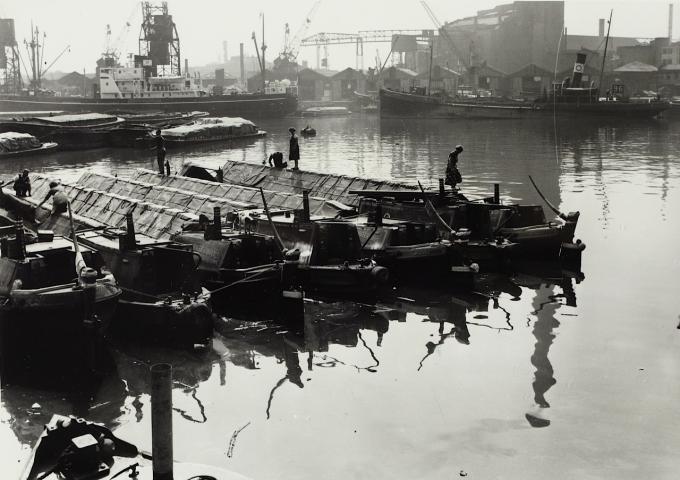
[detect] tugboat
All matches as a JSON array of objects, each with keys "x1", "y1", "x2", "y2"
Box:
[
  {"x1": 239, "y1": 193, "x2": 390, "y2": 297},
  {"x1": 0, "y1": 222, "x2": 121, "y2": 379},
  {"x1": 76, "y1": 214, "x2": 214, "y2": 349},
  {"x1": 300, "y1": 125, "x2": 317, "y2": 136}
]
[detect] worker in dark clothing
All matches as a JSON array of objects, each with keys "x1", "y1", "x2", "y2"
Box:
[
  {"x1": 37, "y1": 181, "x2": 69, "y2": 215},
  {"x1": 268, "y1": 151, "x2": 288, "y2": 168},
  {"x1": 445, "y1": 145, "x2": 463, "y2": 192},
  {"x1": 13, "y1": 169, "x2": 31, "y2": 197},
  {"x1": 153, "y1": 129, "x2": 167, "y2": 175},
  {"x1": 289, "y1": 127, "x2": 300, "y2": 170}
]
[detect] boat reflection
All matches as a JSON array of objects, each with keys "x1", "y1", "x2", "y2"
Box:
[{"x1": 514, "y1": 266, "x2": 583, "y2": 428}]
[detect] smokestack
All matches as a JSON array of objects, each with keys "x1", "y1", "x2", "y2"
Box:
[
  {"x1": 223, "y1": 40, "x2": 228, "y2": 63},
  {"x1": 239, "y1": 43, "x2": 245, "y2": 88},
  {"x1": 670, "y1": 3, "x2": 674, "y2": 46},
  {"x1": 571, "y1": 53, "x2": 586, "y2": 88},
  {"x1": 599, "y1": 18, "x2": 605, "y2": 37},
  {"x1": 184, "y1": 58, "x2": 189, "y2": 78}
]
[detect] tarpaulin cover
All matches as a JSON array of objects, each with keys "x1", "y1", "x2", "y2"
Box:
[
  {"x1": 0, "y1": 132, "x2": 41, "y2": 152},
  {"x1": 218, "y1": 160, "x2": 418, "y2": 207}
]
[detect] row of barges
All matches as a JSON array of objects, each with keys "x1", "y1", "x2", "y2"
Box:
[{"x1": 0, "y1": 160, "x2": 585, "y2": 379}]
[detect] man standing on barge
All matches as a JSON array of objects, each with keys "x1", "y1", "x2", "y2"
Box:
[
  {"x1": 289, "y1": 127, "x2": 300, "y2": 170},
  {"x1": 153, "y1": 129, "x2": 167, "y2": 175}
]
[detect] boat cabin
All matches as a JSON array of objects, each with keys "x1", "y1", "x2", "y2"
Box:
[{"x1": 98, "y1": 66, "x2": 206, "y2": 100}]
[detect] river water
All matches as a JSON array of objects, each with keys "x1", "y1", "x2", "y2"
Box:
[{"x1": 1, "y1": 114, "x2": 679, "y2": 479}]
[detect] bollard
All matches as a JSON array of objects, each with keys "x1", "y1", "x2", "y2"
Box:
[
  {"x1": 151, "y1": 363, "x2": 173, "y2": 480},
  {"x1": 439, "y1": 178, "x2": 445, "y2": 197},
  {"x1": 302, "y1": 191, "x2": 310, "y2": 222},
  {"x1": 493, "y1": 184, "x2": 500, "y2": 204},
  {"x1": 14, "y1": 222, "x2": 25, "y2": 260},
  {"x1": 213, "y1": 207, "x2": 222, "y2": 240}
]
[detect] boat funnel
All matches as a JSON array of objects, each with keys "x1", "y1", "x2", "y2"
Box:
[
  {"x1": 571, "y1": 53, "x2": 586, "y2": 88},
  {"x1": 14, "y1": 222, "x2": 25, "y2": 260},
  {"x1": 120, "y1": 213, "x2": 137, "y2": 250},
  {"x1": 302, "y1": 191, "x2": 311, "y2": 222},
  {"x1": 213, "y1": 206, "x2": 222, "y2": 240}
]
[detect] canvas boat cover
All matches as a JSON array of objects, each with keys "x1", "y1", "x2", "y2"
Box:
[
  {"x1": 133, "y1": 169, "x2": 350, "y2": 216},
  {"x1": 33, "y1": 112, "x2": 120, "y2": 124},
  {"x1": 0, "y1": 132, "x2": 41, "y2": 152},
  {"x1": 18, "y1": 169, "x2": 350, "y2": 240},
  {"x1": 218, "y1": 160, "x2": 418, "y2": 207},
  {"x1": 161, "y1": 117, "x2": 258, "y2": 138}
]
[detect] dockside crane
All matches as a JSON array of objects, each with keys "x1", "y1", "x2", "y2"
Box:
[
  {"x1": 420, "y1": 0, "x2": 467, "y2": 69},
  {"x1": 277, "y1": 0, "x2": 321, "y2": 67}
]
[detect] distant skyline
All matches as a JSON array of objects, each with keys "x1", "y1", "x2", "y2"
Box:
[{"x1": 1, "y1": 0, "x2": 678, "y2": 74}]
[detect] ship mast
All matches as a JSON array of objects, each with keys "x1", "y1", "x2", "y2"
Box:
[{"x1": 597, "y1": 10, "x2": 613, "y2": 96}]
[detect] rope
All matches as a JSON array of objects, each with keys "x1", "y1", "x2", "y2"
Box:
[{"x1": 208, "y1": 265, "x2": 279, "y2": 295}]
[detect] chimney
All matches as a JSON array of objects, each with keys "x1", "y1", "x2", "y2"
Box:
[
  {"x1": 670, "y1": 3, "x2": 674, "y2": 47},
  {"x1": 599, "y1": 18, "x2": 605, "y2": 37},
  {"x1": 223, "y1": 40, "x2": 228, "y2": 63},
  {"x1": 184, "y1": 58, "x2": 189, "y2": 78}
]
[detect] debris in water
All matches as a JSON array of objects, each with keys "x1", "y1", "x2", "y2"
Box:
[
  {"x1": 227, "y1": 421, "x2": 251, "y2": 458},
  {"x1": 460, "y1": 470, "x2": 468, "y2": 477}
]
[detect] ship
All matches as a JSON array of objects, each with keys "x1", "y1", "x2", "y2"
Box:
[
  {"x1": 0, "y1": 4, "x2": 297, "y2": 117},
  {"x1": 380, "y1": 53, "x2": 669, "y2": 120}
]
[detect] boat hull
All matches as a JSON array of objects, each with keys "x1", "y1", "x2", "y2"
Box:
[
  {"x1": 379, "y1": 88, "x2": 669, "y2": 119},
  {"x1": 379, "y1": 88, "x2": 534, "y2": 119},
  {"x1": 0, "y1": 93, "x2": 298, "y2": 118},
  {"x1": 0, "y1": 283, "x2": 121, "y2": 381}
]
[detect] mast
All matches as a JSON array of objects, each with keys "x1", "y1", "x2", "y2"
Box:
[
  {"x1": 598, "y1": 10, "x2": 613, "y2": 97},
  {"x1": 261, "y1": 13, "x2": 266, "y2": 92},
  {"x1": 427, "y1": 38, "x2": 433, "y2": 95}
]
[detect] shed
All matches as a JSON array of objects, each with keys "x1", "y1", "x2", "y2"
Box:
[
  {"x1": 331, "y1": 68, "x2": 367, "y2": 100},
  {"x1": 506, "y1": 63, "x2": 553, "y2": 98}
]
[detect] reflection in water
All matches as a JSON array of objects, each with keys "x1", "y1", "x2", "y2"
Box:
[{"x1": 521, "y1": 274, "x2": 578, "y2": 428}]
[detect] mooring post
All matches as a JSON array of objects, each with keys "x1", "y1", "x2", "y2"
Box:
[
  {"x1": 302, "y1": 190, "x2": 310, "y2": 222},
  {"x1": 494, "y1": 183, "x2": 500, "y2": 204},
  {"x1": 213, "y1": 206, "x2": 222, "y2": 240},
  {"x1": 151, "y1": 363, "x2": 173, "y2": 480},
  {"x1": 438, "y1": 178, "x2": 445, "y2": 197},
  {"x1": 14, "y1": 222, "x2": 25, "y2": 260}
]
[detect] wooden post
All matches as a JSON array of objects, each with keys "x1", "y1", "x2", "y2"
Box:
[
  {"x1": 151, "y1": 363, "x2": 173, "y2": 480},
  {"x1": 439, "y1": 178, "x2": 445, "y2": 197},
  {"x1": 494, "y1": 184, "x2": 500, "y2": 204},
  {"x1": 213, "y1": 206, "x2": 222, "y2": 240}
]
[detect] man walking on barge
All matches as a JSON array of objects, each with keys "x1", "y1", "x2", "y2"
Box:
[{"x1": 445, "y1": 145, "x2": 463, "y2": 192}]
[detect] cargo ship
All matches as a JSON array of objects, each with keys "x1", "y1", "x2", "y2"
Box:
[
  {"x1": 380, "y1": 53, "x2": 669, "y2": 120},
  {"x1": 0, "y1": 4, "x2": 298, "y2": 117}
]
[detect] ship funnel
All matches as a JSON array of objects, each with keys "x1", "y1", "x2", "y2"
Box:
[{"x1": 571, "y1": 53, "x2": 586, "y2": 88}]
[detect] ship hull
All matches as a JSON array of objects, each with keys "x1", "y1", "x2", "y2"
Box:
[
  {"x1": 0, "y1": 93, "x2": 298, "y2": 117},
  {"x1": 379, "y1": 88, "x2": 534, "y2": 119},
  {"x1": 379, "y1": 88, "x2": 669, "y2": 119}
]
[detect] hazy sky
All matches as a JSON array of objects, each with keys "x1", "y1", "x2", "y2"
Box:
[{"x1": 1, "y1": 0, "x2": 677, "y2": 73}]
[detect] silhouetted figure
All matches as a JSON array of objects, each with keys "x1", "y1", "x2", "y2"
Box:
[
  {"x1": 13, "y1": 169, "x2": 31, "y2": 197},
  {"x1": 289, "y1": 127, "x2": 300, "y2": 170},
  {"x1": 268, "y1": 151, "x2": 288, "y2": 168},
  {"x1": 154, "y1": 129, "x2": 166, "y2": 175},
  {"x1": 37, "y1": 181, "x2": 68, "y2": 215},
  {"x1": 445, "y1": 145, "x2": 463, "y2": 192}
]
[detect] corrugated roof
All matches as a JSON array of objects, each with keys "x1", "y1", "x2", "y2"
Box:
[{"x1": 614, "y1": 61, "x2": 658, "y2": 73}]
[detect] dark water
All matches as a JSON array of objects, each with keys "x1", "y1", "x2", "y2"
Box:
[{"x1": 1, "y1": 115, "x2": 680, "y2": 479}]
